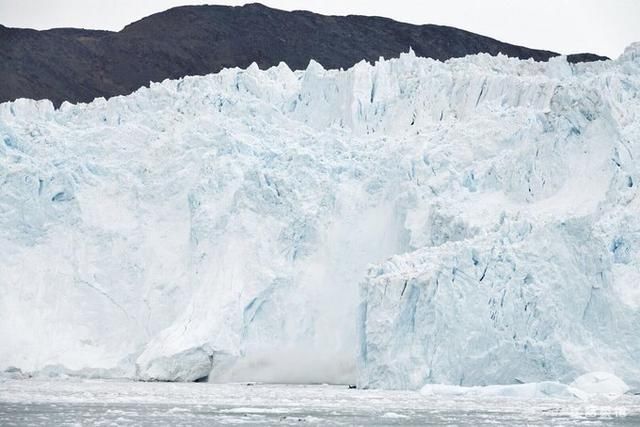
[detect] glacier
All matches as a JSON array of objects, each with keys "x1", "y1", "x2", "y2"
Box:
[{"x1": 1, "y1": 44, "x2": 639, "y2": 389}]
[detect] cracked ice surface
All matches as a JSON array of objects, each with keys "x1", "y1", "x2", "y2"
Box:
[{"x1": 1, "y1": 44, "x2": 640, "y2": 388}]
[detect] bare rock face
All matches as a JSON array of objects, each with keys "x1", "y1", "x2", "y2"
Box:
[{"x1": 0, "y1": 3, "x2": 608, "y2": 107}]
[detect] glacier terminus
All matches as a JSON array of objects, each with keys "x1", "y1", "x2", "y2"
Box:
[{"x1": 1, "y1": 44, "x2": 640, "y2": 390}]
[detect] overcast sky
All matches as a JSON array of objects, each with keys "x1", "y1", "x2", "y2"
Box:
[{"x1": 1, "y1": 0, "x2": 639, "y2": 58}]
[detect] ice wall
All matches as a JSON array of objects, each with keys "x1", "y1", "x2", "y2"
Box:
[{"x1": 1, "y1": 44, "x2": 639, "y2": 387}]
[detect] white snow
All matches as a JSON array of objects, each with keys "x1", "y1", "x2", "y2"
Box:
[{"x1": 1, "y1": 43, "x2": 640, "y2": 388}]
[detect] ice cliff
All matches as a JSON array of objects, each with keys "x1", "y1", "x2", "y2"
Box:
[{"x1": 1, "y1": 44, "x2": 639, "y2": 389}]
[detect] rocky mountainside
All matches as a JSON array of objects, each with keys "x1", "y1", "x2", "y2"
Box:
[{"x1": 0, "y1": 3, "x2": 608, "y2": 106}]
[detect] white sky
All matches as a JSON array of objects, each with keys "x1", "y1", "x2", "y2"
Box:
[{"x1": 1, "y1": 0, "x2": 639, "y2": 58}]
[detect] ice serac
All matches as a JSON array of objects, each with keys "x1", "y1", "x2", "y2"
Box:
[
  {"x1": 0, "y1": 44, "x2": 639, "y2": 388},
  {"x1": 358, "y1": 43, "x2": 640, "y2": 389}
]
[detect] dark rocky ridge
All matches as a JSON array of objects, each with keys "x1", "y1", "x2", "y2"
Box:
[{"x1": 0, "y1": 3, "x2": 609, "y2": 107}]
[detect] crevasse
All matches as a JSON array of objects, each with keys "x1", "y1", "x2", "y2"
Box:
[{"x1": 1, "y1": 44, "x2": 639, "y2": 388}]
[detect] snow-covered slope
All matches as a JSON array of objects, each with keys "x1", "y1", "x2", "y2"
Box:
[{"x1": 1, "y1": 44, "x2": 639, "y2": 388}]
